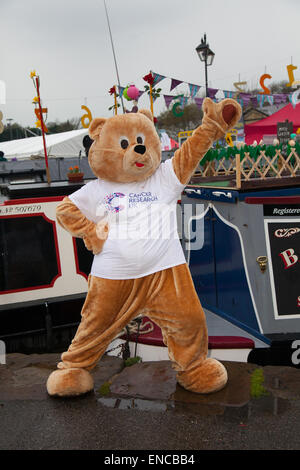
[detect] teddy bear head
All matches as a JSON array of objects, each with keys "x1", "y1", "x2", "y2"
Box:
[{"x1": 88, "y1": 109, "x2": 161, "y2": 183}]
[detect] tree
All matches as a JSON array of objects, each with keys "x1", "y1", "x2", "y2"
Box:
[
  {"x1": 47, "y1": 117, "x2": 81, "y2": 134},
  {"x1": 0, "y1": 117, "x2": 81, "y2": 142},
  {"x1": 156, "y1": 103, "x2": 203, "y2": 138}
]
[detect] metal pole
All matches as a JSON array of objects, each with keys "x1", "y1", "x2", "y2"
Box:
[
  {"x1": 205, "y1": 54, "x2": 208, "y2": 97},
  {"x1": 103, "y1": 0, "x2": 125, "y2": 113},
  {"x1": 35, "y1": 76, "x2": 51, "y2": 184}
]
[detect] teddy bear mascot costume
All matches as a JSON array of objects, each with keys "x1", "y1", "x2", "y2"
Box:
[{"x1": 46, "y1": 97, "x2": 241, "y2": 397}]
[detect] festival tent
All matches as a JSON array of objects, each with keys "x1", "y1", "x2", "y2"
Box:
[
  {"x1": 244, "y1": 103, "x2": 300, "y2": 144},
  {"x1": 0, "y1": 128, "x2": 88, "y2": 160}
]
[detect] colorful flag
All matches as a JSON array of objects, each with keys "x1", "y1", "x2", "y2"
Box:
[
  {"x1": 163, "y1": 95, "x2": 175, "y2": 108},
  {"x1": 118, "y1": 86, "x2": 125, "y2": 97},
  {"x1": 207, "y1": 88, "x2": 218, "y2": 99},
  {"x1": 194, "y1": 97, "x2": 204, "y2": 109},
  {"x1": 188, "y1": 83, "x2": 200, "y2": 98},
  {"x1": 170, "y1": 78, "x2": 183, "y2": 91},
  {"x1": 224, "y1": 90, "x2": 234, "y2": 99},
  {"x1": 151, "y1": 73, "x2": 166, "y2": 87}
]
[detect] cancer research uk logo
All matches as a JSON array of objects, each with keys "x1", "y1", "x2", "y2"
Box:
[{"x1": 0, "y1": 80, "x2": 6, "y2": 104}]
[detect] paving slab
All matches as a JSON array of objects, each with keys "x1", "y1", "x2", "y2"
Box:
[
  {"x1": 0, "y1": 353, "x2": 124, "y2": 401},
  {"x1": 1, "y1": 353, "x2": 300, "y2": 450}
]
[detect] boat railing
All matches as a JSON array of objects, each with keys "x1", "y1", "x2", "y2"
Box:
[{"x1": 189, "y1": 147, "x2": 300, "y2": 190}]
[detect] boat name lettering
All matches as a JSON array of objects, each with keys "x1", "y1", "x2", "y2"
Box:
[{"x1": 0, "y1": 205, "x2": 42, "y2": 215}]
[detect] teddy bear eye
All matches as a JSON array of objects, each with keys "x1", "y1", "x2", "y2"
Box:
[
  {"x1": 136, "y1": 134, "x2": 145, "y2": 145},
  {"x1": 119, "y1": 137, "x2": 129, "y2": 149}
]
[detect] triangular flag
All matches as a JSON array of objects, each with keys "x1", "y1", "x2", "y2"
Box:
[
  {"x1": 151, "y1": 73, "x2": 166, "y2": 87},
  {"x1": 180, "y1": 96, "x2": 188, "y2": 108},
  {"x1": 265, "y1": 95, "x2": 274, "y2": 106},
  {"x1": 170, "y1": 78, "x2": 183, "y2": 91},
  {"x1": 224, "y1": 90, "x2": 233, "y2": 99},
  {"x1": 118, "y1": 86, "x2": 125, "y2": 97},
  {"x1": 207, "y1": 88, "x2": 218, "y2": 99},
  {"x1": 194, "y1": 97, "x2": 204, "y2": 109},
  {"x1": 188, "y1": 83, "x2": 200, "y2": 98},
  {"x1": 164, "y1": 95, "x2": 175, "y2": 108},
  {"x1": 256, "y1": 94, "x2": 265, "y2": 107}
]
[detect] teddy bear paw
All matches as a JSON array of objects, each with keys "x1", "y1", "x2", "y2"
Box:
[
  {"x1": 46, "y1": 368, "x2": 94, "y2": 397},
  {"x1": 177, "y1": 358, "x2": 228, "y2": 394},
  {"x1": 96, "y1": 220, "x2": 109, "y2": 240}
]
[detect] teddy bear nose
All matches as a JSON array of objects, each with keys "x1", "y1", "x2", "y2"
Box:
[{"x1": 134, "y1": 144, "x2": 146, "y2": 155}]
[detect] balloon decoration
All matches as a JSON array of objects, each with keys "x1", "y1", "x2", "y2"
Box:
[
  {"x1": 126, "y1": 85, "x2": 139, "y2": 101},
  {"x1": 30, "y1": 70, "x2": 51, "y2": 184}
]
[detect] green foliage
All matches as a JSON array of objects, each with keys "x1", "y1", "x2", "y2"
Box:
[
  {"x1": 98, "y1": 381, "x2": 111, "y2": 396},
  {"x1": 157, "y1": 103, "x2": 203, "y2": 132},
  {"x1": 250, "y1": 368, "x2": 269, "y2": 399},
  {"x1": 124, "y1": 356, "x2": 142, "y2": 367},
  {"x1": 47, "y1": 117, "x2": 80, "y2": 134},
  {"x1": 201, "y1": 142, "x2": 300, "y2": 164}
]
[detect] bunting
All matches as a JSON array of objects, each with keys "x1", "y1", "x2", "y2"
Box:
[
  {"x1": 151, "y1": 72, "x2": 166, "y2": 87},
  {"x1": 115, "y1": 71, "x2": 294, "y2": 118},
  {"x1": 188, "y1": 83, "x2": 201, "y2": 98},
  {"x1": 170, "y1": 78, "x2": 183, "y2": 91}
]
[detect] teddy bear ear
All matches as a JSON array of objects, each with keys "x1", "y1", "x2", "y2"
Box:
[
  {"x1": 89, "y1": 118, "x2": 107, "y2": 140},
  {"x1": 138, "y1": 109, "x2": 153, "y2": 122}
]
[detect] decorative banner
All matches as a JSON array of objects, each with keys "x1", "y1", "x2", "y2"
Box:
[
  {"x1": 194, "y1": 97, "x2": 204, "y2": 109},
  {"x1": 273, "y1": 94, "x2": 287, "y2": 105},
  {"x1": 188, "y1": 83, "x2": 201, "y2": 98},
  {"x1": 259, "y1": 73, "x2": 272, "y2": 94},
  {"x1": 164, "y1": 95, "x2": 175, "y2": 108},
  {"x1": 233, "y1": 81, "x2": 247, "y2": 93},
  {"x1": 171, "y1": 95, "x2": 189, "y2": 117},
  {"x1": 30, "y1": 70, "x2": 50, "y2": 184},
  {"x1": 239, "y1": 93, "x2": 252, "y2": 106},
  {"x1": 151, "y1": 72, "x2": 166, "y2": 87},
  {"x1": 289, "y1": 88, "x2": 300, "y2": 108},
  {"x1": 256, "y1": 94, "x2": 265, "y2": 107},
  {"x1": 118, "y1": 86, "x2": 125, "y2": 97},
  {"x1": 207, "y1": 88, "x2": 218, "y2": 99},
  {"x1": 108, "y1": 86, "x2": 119, "y2": 115},
  {"x1": 286, "y1": 64, "x2": 300, "y2": 88},
  {"x1": 81, "y1": 105, "x2": 93, "y2": 127},
  {"x1": 170, "y1": 78, "x2": 183, "y2": 91},
  {"x1": 224, "y1": 90, "x2": 234, "y2": 98}
]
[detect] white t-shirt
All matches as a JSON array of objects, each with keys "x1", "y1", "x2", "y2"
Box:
[{"x1": 69, "y1": 158, "x2": 186, "y2": 279}]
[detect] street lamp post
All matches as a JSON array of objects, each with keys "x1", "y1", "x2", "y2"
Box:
[{"x1": 195, "y1": 34, "x2": 215, "y2": 97}]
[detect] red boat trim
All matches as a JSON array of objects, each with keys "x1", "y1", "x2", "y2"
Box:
[
  {"x1": 0, "y1": 213, "x2": 62, "y2": 295},
  {"x1": 2, "y1": 196, "x2": 65, "y2": 206},
  {"x1": 121, "y1": 317, "x2": 255, "y2": 349},
  {"x1": 245, "y1": 196, "x2": 300, "y2": 205}
]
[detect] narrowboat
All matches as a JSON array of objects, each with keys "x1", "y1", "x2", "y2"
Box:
[{"x1": 0, "y1": 144, "x2": 299, "y2": 369}]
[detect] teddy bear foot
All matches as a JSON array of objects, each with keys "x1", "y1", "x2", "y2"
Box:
[
  {"x1": 46, "y1": 368, "x2": 94, "y2": 397},
  {"x1": 177, "y1": 358, "x2": 228, "y2": 394}
]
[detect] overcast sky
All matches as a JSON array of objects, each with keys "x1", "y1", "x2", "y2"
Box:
[{"x1": 1, "y1": 0, "x2": 300, "y2": 127}]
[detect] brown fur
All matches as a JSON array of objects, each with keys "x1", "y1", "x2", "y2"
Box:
[{"x1": 47, "y1": 99, "x2": 241, "y2": 397}]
